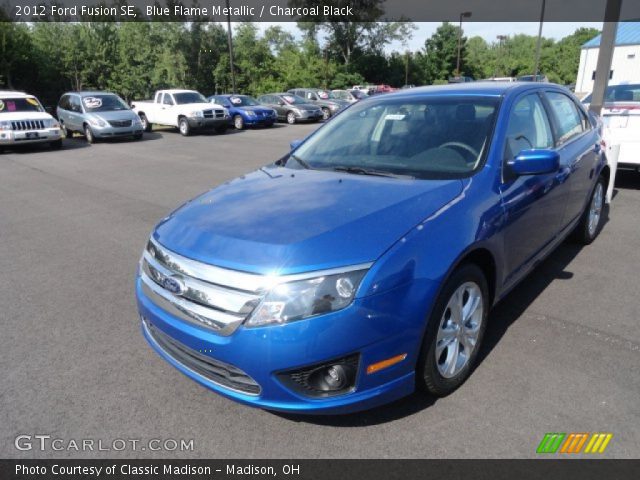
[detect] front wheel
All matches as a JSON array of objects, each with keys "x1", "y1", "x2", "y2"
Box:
[
  {"x1": 572, "y1": 176, "x2": 606, "y2": 245},
  {"x1": 233, "y1": 115, "x2": 244, "y2": 130},
  {"x1": 84, "y1": 125, "x2": 95, "y2": 144},
  {"x1": 139, "y1": 114, "x2": 152, "y2": 132},
  {"x1": 286, "y1": 112, "x2": 296, "y2": 125},
  {"x1": 417, "y1": 264, "x2": 489, "y2": 397},
  {"x1": 321, "y1": 108, "x2": 331, "y2": 121},
  {"x1": 179, "y1": 117, "x2": 191, "y2": 136},
  {"x1": 61, "y1": 122, "x2": 72, "y2": 139}
]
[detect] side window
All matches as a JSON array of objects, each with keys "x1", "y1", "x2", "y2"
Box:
[
  {"x1": 505, "y1": 94, "x2": 554, "y2": 158},
  {"x1": 546, "y1": 92, "x2": 585, "y2": 144},
  {"x1": 307, "y1": 92, "x2": 316, "y2": 101},
  {"x1": 58, "y1": 95, "x2": 68, "y2": 109},
  {"x1": 162, "y1": 94, "x2": 174, "y2": 106},
  {"x1": 69, "y1": 96, "x2": 82, "y2": 113}
]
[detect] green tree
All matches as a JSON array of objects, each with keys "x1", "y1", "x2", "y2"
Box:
[{"x1": 422, "y1": 22, "x2": 466, "y2": 83}]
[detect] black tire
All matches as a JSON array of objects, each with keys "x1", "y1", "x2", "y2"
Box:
[
  {"x1": 233, "y1": 115, "x2": 244, "y2": 130},
  {"x1": 571, "y1": 176, "x2": 606, "y2": 245},
  {"x1": 286, "y1": 111, "x2": 296, "y2": 125},
  {"x1": 321, "y1": 108, "x2": 331, "y2": 121},
  {"x1": 417, "y1": 263, "x2": 489, "y2": 397},
  {"x1": 84, "y1": 125, "x2": 95, "y2": 144},
  {"x1": 139, "y1": 113, "x2": 152, "y2": 132},
  {"x1": 215, "y1": 125, "x2": 228, "y2": 134},
  {"x1": 178, "y1": 117, "x2": 191, "y2": 136},
  {"x1": 49, "y1": 139, "x2": 63, "y2": 150},
  {"x1": 61, "y1": 122, "x2": 72, "y2": 139},
  {"x1": 133, "y1": 133, "x2": 143, "y2": 140}
]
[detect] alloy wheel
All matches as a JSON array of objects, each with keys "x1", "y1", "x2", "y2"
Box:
[
  {"x1": 588, "y1": 182, "x2": 604, "y2": 237},
  {"x1": 435, "y1": 282, "x2": 484, "y2": 379}
]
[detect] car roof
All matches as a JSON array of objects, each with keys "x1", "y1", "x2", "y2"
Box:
[
  {"x1": 380, "y1": 81, "x2": 563, "y2": 99},
  {"x1": 0, "y1": 90, "x2": 35, "y2": 98},
  {"x1": 65, "y1": 91, "x2": 118, "y2": 96}
]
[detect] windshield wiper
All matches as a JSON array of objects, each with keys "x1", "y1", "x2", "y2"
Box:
[
  {"x1": 288, "y1": 154, "x2": 311, "y2": 170},
  {"x1": 332, "y1": 166, "x2": 414, "y2": 179}
]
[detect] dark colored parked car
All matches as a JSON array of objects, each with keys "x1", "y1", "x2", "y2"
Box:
[
  {"x1": 288, "y1": 88, "x2": 350, "y2": 120},
  {"x1": 257, "y1": 93, "x2": 323, "y2": 124},
  {"x1": 57, "y1": 91, "x2": 143, "y2": 143},
  {"x1": 208, "y1": 94, "x2": 277, "y2": 130},
  {"x1": 136, "y1": 82, "x2": 608, "y2": 414}
]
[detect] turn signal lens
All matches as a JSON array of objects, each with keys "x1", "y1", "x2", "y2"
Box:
[{"x1": 366, "y1": 353, "x2": 407, "y2": 375}]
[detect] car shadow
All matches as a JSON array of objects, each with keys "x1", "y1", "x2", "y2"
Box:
[
  {"x1": 273, "y1": 207, "x2": 611, "y2": 427},
  {"x1": 613, "y1": 169, "x2": 640, "y2": 193}
]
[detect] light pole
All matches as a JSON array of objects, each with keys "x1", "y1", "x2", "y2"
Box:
[
  {"x1": 405, "y1": 50, "x2": 410, "y2": 86},
  {"x1": 456, "y1": 11, "x2": 472, "y2": 76},
  {"x1": 225, "y1": 0, "x2": 236, "y2": 93},
  {"x1": 532, "y1": 0, "x2": 546, "y2": 80},
  {"x1": 496, "y1": 35, "x2": 507, "y2": 77}
]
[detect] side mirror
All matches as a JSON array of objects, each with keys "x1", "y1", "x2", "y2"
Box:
[
  {"x1": 507, "y1": 149, "x2": 559, "y2": 176},
  {"x1": 290, "y1": 139, "x2": 303, "y2": 150}
]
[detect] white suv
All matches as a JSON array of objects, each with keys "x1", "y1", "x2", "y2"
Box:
[{"x1": 0, "y1": 91, "x2": 62, "y2": 151}]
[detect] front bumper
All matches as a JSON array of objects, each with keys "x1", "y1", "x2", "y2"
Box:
[
  {"x1": 244, "y1": 115, "x2": 276, "y2": 126},
  {"x1": 0, "y1": 128, "x2": 61, "y2": 145},
  {"x1": 187, "y1": 117, "x2": 231, "y2": 129},
  {"x1": 295, "y1": 110, "x2": 323, "y2": 121},
  {"x1": 93, "y1": 126, "x2": 143, "y2": 138},
  {"x1": 135, "y1": 277, "x2": 423, "y2": 414}
]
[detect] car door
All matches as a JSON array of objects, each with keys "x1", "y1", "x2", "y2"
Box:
[
  {"x1": 543, "y1": 90, "x2": 599, "y2": 227},
  {"x1": 159, "y1": 93, "x2": 176, "y2": 125},
  {"x1": 57, "y1": 95, "x2": 70, "y2": 124},
  {"x1": 67, "y1": 95, "x2": 84, "y2": 131},
  {"x1": 273, "y1": 96, "x2": 287, "y2": 119},
  {"x1": 499, "y1": 92, "x2": 570, "y2": 285}
]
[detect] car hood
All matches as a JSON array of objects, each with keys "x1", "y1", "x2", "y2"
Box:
[
  {"x1": 0, "y1": 111, "x2": 54, "y2": 121},
  {"x1": 237, "y1": 106, "x2": 273, "y2": 113},
  {"x1": 154, "y1": 167, "x2": 463, "y2": 275},
  {"x1": 88, "y1": 110, "x2": 139, "y2": 122},
  {"x1": 182, "y1": 102, "x2": 221, "y2": 111}
]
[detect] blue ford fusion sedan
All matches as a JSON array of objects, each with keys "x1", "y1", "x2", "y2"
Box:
[
  {"x1": 207, "y1": 94, "x2": 277, "y2": 130},
  {"x1": 137, "y1": 82, "x2": 608, "y2": 414}
]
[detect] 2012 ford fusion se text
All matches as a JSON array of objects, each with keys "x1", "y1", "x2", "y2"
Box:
[{"x1": 135, "y1": 82, "x2": 608, "y2": 414}]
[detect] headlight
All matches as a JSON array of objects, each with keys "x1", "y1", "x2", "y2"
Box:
[
  {"x1": 132, "y1": 116, "x2": 142, "y2": 125},
  {"x1": 0, "y1": 121, "x2": 12, "y2": 131},
  {"x1": 223, "y1": 108, "x2": 230, "y2": 117},
  {"x1": 271, "y1": 109, "x2": 278, "y2": 116},
  {"x1": 188, "y1": 110, "x2": 203, "y2": 118},
  {"x1": 88, "y1": 118, "x2": 106, "y2": 127},
  {"x1": 329, "y1": 104, "x2": 339, "y2": 111},
  {"x1": 246, "y1": 110, "x2": 256, "y2": 117},
  {"x1": 245, "y1": 269, "x2": 367, "y2": 327}
]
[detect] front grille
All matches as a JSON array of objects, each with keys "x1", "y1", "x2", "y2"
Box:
[
  {"x1": 203, "y1": 109, "x2": 225, "y2": 119},
  {"x1": 108, "y1": 119, "x2": 132, "y2": 127},
  {"x1": 11, "y1": 120, "x2": 45, "y2": 131},
  {"x1": 139, "y1": 238, "x2": 264, "y2": 336},
  {"x1": 144, "y1": 320, "x2": 261, "y2": 395}
]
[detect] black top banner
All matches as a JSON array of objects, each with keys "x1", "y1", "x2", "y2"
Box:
[{"x1": 2, "y1": 0, "x2": 640, "y2": 22}]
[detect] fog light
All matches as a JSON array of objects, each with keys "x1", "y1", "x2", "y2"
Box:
[{"x1": 308, "y1": 363, "x2": 354, "y2": 392}]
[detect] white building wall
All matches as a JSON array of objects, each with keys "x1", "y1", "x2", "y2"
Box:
[{"x1": 576, "y1": 44, "x2": 640, "y2": 94}]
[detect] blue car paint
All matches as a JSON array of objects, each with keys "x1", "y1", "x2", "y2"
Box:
[
  {"x1": 137, "y1": 82, "x2": 606, "y2": 414},
  {"x1": 207, "y1": 95, "x2": 276, "y2": 128}
]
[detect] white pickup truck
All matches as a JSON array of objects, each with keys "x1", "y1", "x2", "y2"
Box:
[{"x1": 131, "y1": 89, "x2": 230, "y2": 136}]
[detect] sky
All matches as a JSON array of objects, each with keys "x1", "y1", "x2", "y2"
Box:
[{"x1": 254, "y1": 22, "x2": 603, "y2": 53}]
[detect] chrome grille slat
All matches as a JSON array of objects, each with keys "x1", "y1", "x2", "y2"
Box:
[
  {"x1": 140, "y1": 271, "x2": 244, "y2": 335},
  {"x1": 11, "y1": 119, "x2": 45, "y2": 131},
  {"x1": 142, "y1": 251, "x2": 259, "y2": 314}
]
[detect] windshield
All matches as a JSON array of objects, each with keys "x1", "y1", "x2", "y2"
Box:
[
  {"x1": 282, "y1": 94, "x2": 307, "y2": 105},
  {"x1": 0, "y1": 97, "x2": 44, "y2": 113},
  {"x1": 81, "y1": 94, "x2": 129, "y2": 112},
  {"x1": 173, "y1": 92, "x2": 207, "y2": 104},
  {"x1": 317, "y1": 90, "x2": 336, "y2": 99},
  {"x1": 288, "y1": 95, "x2": 499, "y2": 179},
  {"x1": 227, "y1": 95, "x2": 259, "y2": 107},
  {"x1": 582, "y1": 84, "x2": 640, "y2": 104}
]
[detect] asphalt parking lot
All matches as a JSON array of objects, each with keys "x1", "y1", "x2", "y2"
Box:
[{"x1": 1, "y1": 124, "x2": 639, "y2": 459}]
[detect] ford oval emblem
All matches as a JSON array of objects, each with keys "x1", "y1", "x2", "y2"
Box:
[{"x1": 162, "y1": 276, "x2": 185, "y2": 295}]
